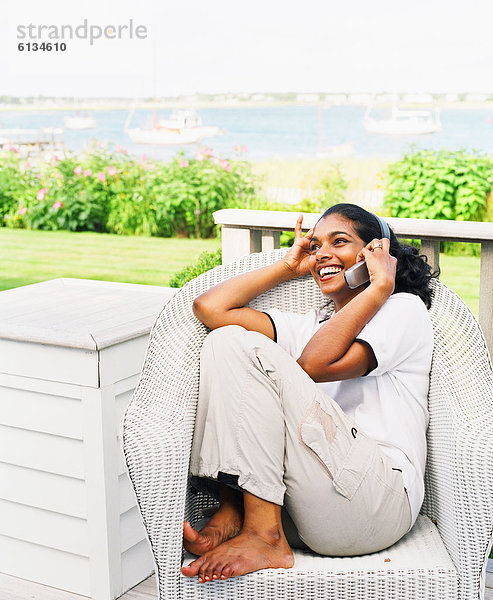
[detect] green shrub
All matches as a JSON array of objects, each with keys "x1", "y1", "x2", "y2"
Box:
[
  {"x1": 105, "y1": 157, "x2": 167, "y2": 236},
  {"x1": 156, "y1": 152, "x2": 257, "y2": 238},
  {"x1": 0, "y1": 148, "x2": 39, "y2": 227},
  {"x1": 169, "y1": 248, "x2": 222, "y2": 287},
  {"x1": 384, "y1": 148, "x2": 493, "y2": 222},
  {"x1": 3, "y1": 146, "x2": 138, "y2": 232},
  {"x1": 1, "y1": 145, "x2": 257, "y2": 238},
  {"x1": 23, "y1": 156, "x2": 110, "y2": 232},
  {"x1": 440, "y1": 241, "x2": 481, "y2": 257}
]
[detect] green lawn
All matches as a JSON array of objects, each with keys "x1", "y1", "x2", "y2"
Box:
[
  {"x1": 438, "y1": 254, "x2": 480, "y2": 316},
  {"x1": 0, "y1": 228, "x2": 220, "y2": 291},
  {"x1": 0, "y1": 229, "x2": 480, "y2": 317}
]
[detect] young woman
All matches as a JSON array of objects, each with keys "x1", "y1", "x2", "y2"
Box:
[{"x1": 181, "y1": 203, "x2": 435, "y2": 584}]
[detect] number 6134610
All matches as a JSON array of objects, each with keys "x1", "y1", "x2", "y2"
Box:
[{"x1": 18, "y1": 42, "x2": 67, "y2": 51}]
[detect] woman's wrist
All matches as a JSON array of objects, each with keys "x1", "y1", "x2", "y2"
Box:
[
  {"x1": 365, "y1": 278, "x2": 394, "y2": 305},
  {"x1": 278, "y1": 257, "x2": 302, "y2": 280}
]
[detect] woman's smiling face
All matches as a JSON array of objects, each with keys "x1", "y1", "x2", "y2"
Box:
[{"x1": 308, "y1": 213, "x2": 367, "y2": 309}]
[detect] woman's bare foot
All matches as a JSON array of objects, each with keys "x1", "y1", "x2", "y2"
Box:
[
  {"x1": 183, "y1": 516, "x2": 240, "y2": 556},
  {"x1": 183, "y1": 487, "x2": 243, "y2": 556},
  {"x1": 181, "y1": 526, "x2": 294, "y2": 582}
]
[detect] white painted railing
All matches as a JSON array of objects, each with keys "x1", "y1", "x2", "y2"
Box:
[{"x1": 213, "y1": 208, "x2": 493, "y2": 356}]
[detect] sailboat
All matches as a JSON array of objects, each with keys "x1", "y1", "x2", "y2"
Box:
[
  {"x1": 64, "y1": 100, "x2": 96, "y2": 130},
  {"x1": 363, "y1": 97, "x2": 441, "y2": 135},
  {"x1": 64, "y1": 113, "x2": 96, "y2": 130},
  {"x1": 125, "y1": 106, "x2": 221, "y2": 145},
  {"x1": 125, "y1": 27, "x2": 222, "y2": 145}
]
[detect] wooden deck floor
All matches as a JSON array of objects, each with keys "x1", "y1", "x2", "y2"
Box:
[
  {"x1": 0, "y1": 573, "x2": 157, "y2": 600},
  {"x1": 1, "y1": 570, "x2": 492, "y2": 600}
]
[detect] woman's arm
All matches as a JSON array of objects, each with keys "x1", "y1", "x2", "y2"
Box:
[
  {"x1": 193, "y1": 216, "x2": 313, "y2": 337},
  {"x1": 309, "y1": 340, "x2": 376, "y2": 381},
  {"x1": 193, "y1": 260, "x2": 295, "y2": 338},
  {"x1": 297, "y1": 238, "x2": 396, "y2": 381}
]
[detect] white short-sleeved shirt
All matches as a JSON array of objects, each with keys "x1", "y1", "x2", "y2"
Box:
[{"x1": 265, "y1": 292, "x2": 433, "y2": 526}]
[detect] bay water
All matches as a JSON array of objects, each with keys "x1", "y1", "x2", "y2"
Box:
[{"x1": 1, "y1": 105, "x2": 493, "y2": 161}]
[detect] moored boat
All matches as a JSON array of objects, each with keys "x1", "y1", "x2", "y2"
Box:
[
  {"x1": 125, "y1": 109, "x2": 221, "y2": 145},
  {"x1": 363, "y1": 98, "x2": 441, "y2": 135},
  {"x1": 64, "y1": 114, "x2": 96, "y2": 130}
]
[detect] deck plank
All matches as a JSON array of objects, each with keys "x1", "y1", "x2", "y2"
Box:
[
  {"x1": 486, "y1": 571, "x2": 493, "y2": 600},
  {"x1": 120, "y1": 576, "x2": 157, "y2": 600},
  {"x1": 0, "y1": 573, "x2": 87, "y2": 600},
  {"x1": 1, "y1": 570, "x2": 491, "y2": 600},
  {"x1": 121, "y1": 572, "x2": 493, "y2": 599},
  {"x1": 131, "y1": 577, "x2": 157, "y2": 593}
]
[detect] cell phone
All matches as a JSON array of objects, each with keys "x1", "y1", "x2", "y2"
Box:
[
  {"x1": 344, "y1": 215, "x2": 391, "y2": 289},
  {"x1": 344, "y1": 260, "x2": 370, "y2": 289}
]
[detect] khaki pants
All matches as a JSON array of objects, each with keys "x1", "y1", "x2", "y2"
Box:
[{"x1": 190, "y1": 325, "x2": 412, "y2": 556}]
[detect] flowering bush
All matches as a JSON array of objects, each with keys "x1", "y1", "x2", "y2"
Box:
[
  {"x1": 0, "y1": 144, "x2": 257, "y2": 237},
  {"x1": 155, "y1": 151, "x2": 256, "y2": 238},
  {"x1": 104, "y1": 152, "x2": 164, "y2": 237},
  {"x1": 0, "y1": 147, "x2": 39, "y2": 227}
]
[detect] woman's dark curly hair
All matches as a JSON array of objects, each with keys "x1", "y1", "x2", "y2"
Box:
[{"x1": 320, "y1": 203, "x2": 438, "y2": 309}]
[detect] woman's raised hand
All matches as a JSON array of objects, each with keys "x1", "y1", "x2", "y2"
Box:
[
  {"x1": 357, "y1": 237, "x2": 397, "y2": 294},
  {"x1": 282, "y1": 215, "x2": 314, "y2": 277}
]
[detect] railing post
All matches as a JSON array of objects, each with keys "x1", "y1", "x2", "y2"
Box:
[
  {"x1": 479, "y1": 241, "x2": 493, "y2": 357},
  {"x1": 420, "y1": 240, "x2": 441, "y2": 274},
  {"x1": 261, "y1": 230, "x2": 281, "y2": 252},
  {"x1": 221, "y1": 226, "x2": 261, "y2": 264}
]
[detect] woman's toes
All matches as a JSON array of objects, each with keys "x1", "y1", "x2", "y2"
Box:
[
  {"x1": 213, "y1": 567, "x2": 223, "y2": 580},
  {"x1": 212, "y1": 562, "x2": 225, "y2": 581},
  {"x1": 221, "y1": 565, "x2": 233, "y2": 580},
  {"x1": 197, "y1": 568, "x2": 207, "y2": 583},
  {"x1": 204, "y1": 563, "x2": 217, "y2": 582},
  {"x1": 197, "y1": 558, "x2": 225, "y2": 583},
  {"x1": 183, "y1": 521, "x2": 199, "y2": 542},
  {"x1": 197, "y1": 563, "x2": 210, "y2": 583},
  {"x1": 181, "y1": 556, "x2": 205, "y2": 577}
]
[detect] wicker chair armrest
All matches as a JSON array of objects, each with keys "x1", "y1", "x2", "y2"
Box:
[
  {"x1": 123, "y1": 412, "x2": 191, "y2": 597},
  {"x1": 428, "y1": 412, "x2": 493, "y2": 600}
]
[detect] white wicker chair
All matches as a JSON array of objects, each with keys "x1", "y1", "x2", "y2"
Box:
[{"x1": 122, "y1": 249, "x2": 493, "y2": 600}]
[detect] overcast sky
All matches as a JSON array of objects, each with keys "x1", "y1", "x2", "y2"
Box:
[{"x1": 2, "y1": 0, "x2": 493, "y2": 97}]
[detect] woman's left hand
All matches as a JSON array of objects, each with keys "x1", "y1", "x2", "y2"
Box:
[{"x1": 356, "y1": 238, "x2": 397, "y2": 295}]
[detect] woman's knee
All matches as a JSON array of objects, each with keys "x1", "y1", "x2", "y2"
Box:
[
  {"x1": 201, "y1": 325, "x2": 289, "y2": 379},
  {"x1": 200, "y1": 325, "x2": 249, "y2": 359}
]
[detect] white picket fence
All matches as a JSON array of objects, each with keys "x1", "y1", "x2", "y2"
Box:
[
  {"x1": 345, "y1": 189, "x2": 385, "y2": 209},
  {"x1": 265, "y1": 187, "x2": 384, "y2": 210}
]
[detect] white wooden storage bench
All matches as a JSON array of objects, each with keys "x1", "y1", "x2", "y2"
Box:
[{"x1": 0, "y1": 279, "x2": 177, "y2": 600}]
